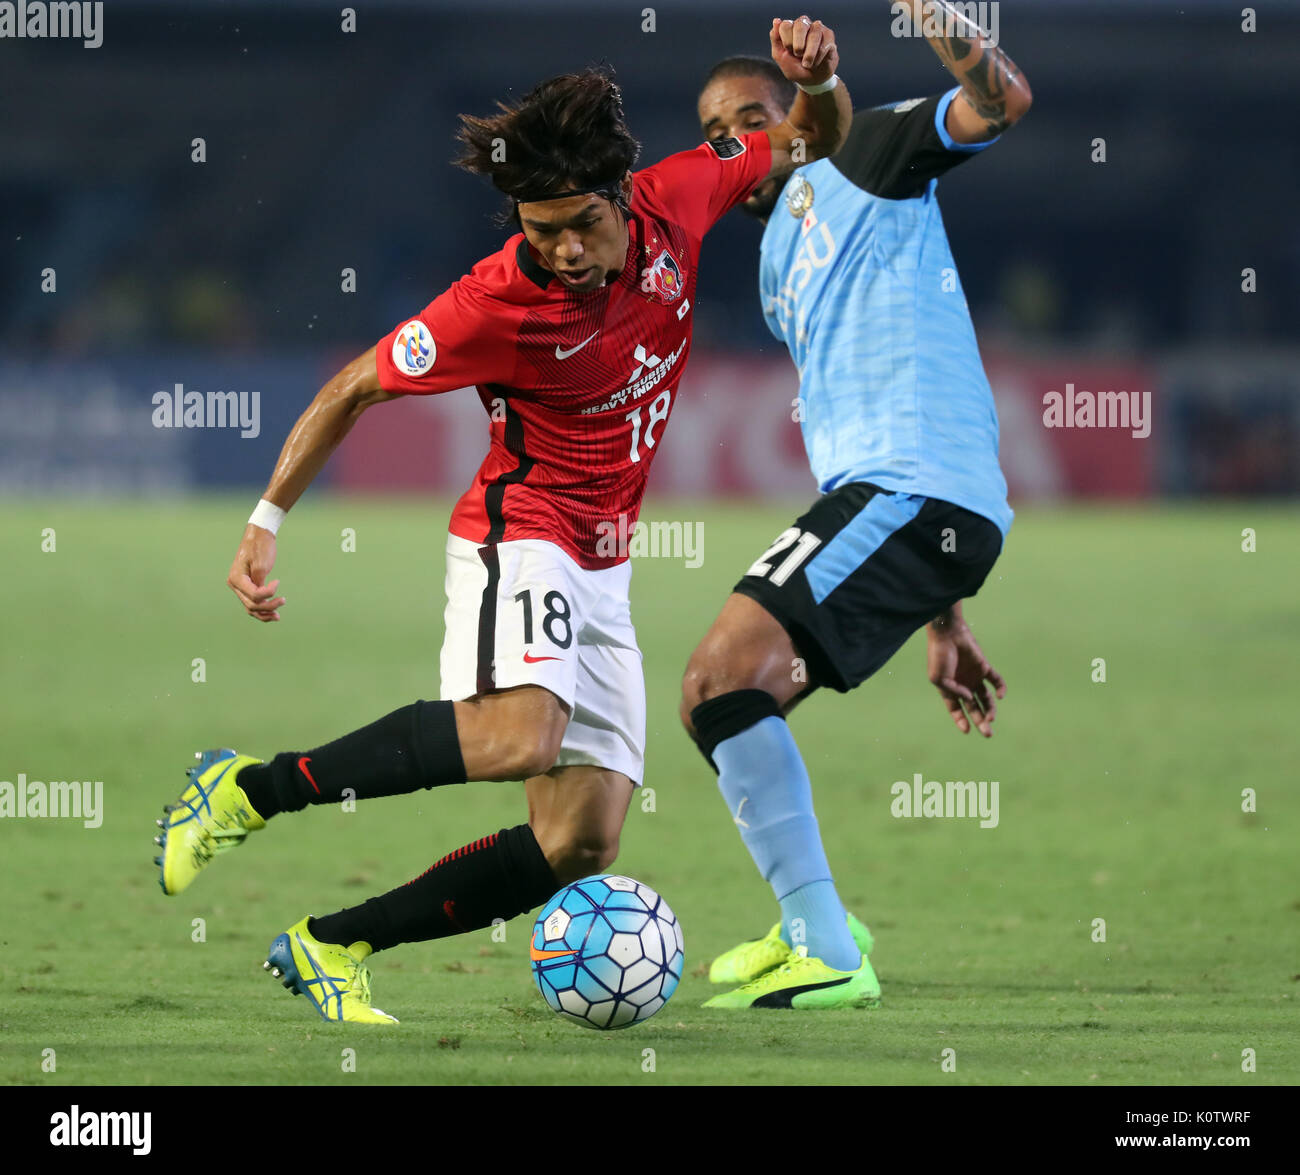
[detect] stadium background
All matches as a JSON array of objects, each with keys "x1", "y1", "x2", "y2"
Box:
[
  {"x1": 2, "y1": 0, "x2": 1297, "y2": 1094},
  {"x1": 2, "y1": 0, "x2": 1296, "y2": 499}
]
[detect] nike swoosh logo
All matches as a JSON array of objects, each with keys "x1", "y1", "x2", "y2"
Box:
[
  {"x1": 555, "y1": 330, "x2": 599, "y2": 360},
  {"x1": 297, "y1": 756, "x2": 319, "y2": 794},
  {"x1": 523, "y1": 651, "x2": 563, "y2": 664},
  {"x1": 530, "y1": 944, "x2": 578, "y2": 961}
]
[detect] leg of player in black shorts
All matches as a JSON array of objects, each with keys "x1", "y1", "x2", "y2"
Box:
[{"x1": 680, "y1": 482, "x2": 1006, "y2": 1008}]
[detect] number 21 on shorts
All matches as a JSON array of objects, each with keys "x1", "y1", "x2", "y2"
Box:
[{"x1": 747, "y1": 527, "x2": 822, "y2": 586}]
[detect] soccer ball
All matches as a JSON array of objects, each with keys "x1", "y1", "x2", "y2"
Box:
[{"x1": 530, "y1": 874, "x2": 684, "y2": 1029}]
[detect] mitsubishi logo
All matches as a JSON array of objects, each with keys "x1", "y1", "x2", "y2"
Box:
[{"x1": 627, "y1": 343, "x2": 661, "y2": 383}]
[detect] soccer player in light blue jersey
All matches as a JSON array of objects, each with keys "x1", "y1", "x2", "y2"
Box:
[{"x1": 682, "y1": 1, "x2": 1032, "y2": 1009}]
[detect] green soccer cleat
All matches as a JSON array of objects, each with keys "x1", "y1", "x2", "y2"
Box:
[
  {"x1": 703, "y1": 945, "x2": 881, "y2": 1010},
  {"x1": 264, "y1": 916, "x2": 399, "y2": 1025},
  {"x1": 153, "y1": 748, "x2": 266, "y2": 896},
  {"x1": 708, "y1": 911, "x2": 875, "y2": 986}
]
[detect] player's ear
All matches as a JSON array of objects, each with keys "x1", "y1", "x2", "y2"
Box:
[{"x1": 620, "y1": 172, "x2": 633, "y2": 204}]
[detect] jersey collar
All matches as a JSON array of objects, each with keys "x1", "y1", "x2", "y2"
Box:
[{"x1": 516, "y1": 236, "x2": 553, "y2": 290}]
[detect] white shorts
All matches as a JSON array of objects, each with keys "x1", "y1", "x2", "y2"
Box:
[{"x1": 440, "y1": 534, "x2": 646, "y2": 784}]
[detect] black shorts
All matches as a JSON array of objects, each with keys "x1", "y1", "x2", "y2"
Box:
[{"x1": 733, "y1": 482, "x2": 1004, "y2": 693}]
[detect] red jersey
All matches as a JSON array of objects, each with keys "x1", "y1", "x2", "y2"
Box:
[{"x1": 374, "y1": 132, "x2": 772, "y2": 569}]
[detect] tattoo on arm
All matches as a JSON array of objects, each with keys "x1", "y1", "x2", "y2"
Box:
[
  {"x1": 962, "y1": 50, "x2": 1018, "y2": 134},
  {"x1": 935, "y1": 33, "x2": 973, "y2": 65},
  {"x1": 921, "y1": 3, "x2": 1025, "y2": 135}
]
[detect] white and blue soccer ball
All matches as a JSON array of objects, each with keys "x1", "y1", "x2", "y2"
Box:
[{"x1": 530, "y1": 875, "x2": 684, "y2": 1029}]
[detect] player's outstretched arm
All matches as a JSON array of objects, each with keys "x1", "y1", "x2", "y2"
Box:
[
  {"x1": 894, "y1": 0, "x2": 1032, "y2": 143},
  {"x1": 764, "y1": 15, "x2": 852, "y2": 173},
  {"x1": 227, "y1": 346, "x2": 396, "y2": 622},
  {"x1": 926, "y1": 600, "x2": 1007, "y2": 737}
]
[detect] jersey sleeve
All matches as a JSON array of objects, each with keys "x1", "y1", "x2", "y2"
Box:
[
  {"x1": 634, "y1": 131, "x2": 773, "y2": 238},
  {"x1": 831, "y1": 88, "x2": 998, "y2": 201},
  {"x1": 374, "y1": 271, "x2": 519, "y2": 395}
]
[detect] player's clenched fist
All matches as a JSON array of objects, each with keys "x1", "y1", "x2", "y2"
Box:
[
  {"x1": 770, "y1": 15, "x2": 838, "y2": 85},
  {"x1": 228, "y1": 523, "x2": 286, "y2": 622}
]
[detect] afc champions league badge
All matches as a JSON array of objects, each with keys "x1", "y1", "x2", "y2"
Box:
[
  {"x1": 641, "y1": 247, "x2": 685, "y2": 304},
  {"x1": 785, "y1": 174, "x2": 814, "y2": 219},
  {"x1": 393, "y1": 318, "x2": 436, "y2": 377}
]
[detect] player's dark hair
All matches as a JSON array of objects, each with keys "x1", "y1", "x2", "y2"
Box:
[
  {"x1": 455, "y1": 67, "x2": 641, "y2": 228},
  {"x1": 701, "y1": 55, "x2": 797, "y2": 114}
]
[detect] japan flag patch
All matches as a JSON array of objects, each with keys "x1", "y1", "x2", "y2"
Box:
[{"x1": 393, "y1": 319, "x2": 436, "y2": 377}]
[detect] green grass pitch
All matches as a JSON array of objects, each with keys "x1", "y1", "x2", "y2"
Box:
[{"x1": 1, "y1": 496, "x2": 1295, "y2": 1085}]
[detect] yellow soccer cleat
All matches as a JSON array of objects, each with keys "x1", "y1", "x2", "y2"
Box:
[
  {"x1": 704, "y1": 945, "x2": 881, "y2": 1010},
  {"x1": 708, "y1": 911, "x2": 875, "y2": 985},
  {"x1": 154, "y1": 749, "x2": 266, "y2": 896},
  {"x1": 264, "y1": 916, "x2": 399, "y2": 1025}
]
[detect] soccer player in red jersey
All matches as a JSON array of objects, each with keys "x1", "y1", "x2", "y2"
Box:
[{"x1": 153, "y1": 17, "x2": 852, "y2": 1023}]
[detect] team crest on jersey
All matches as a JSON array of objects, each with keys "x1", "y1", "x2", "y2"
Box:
[
  {"x1": 785, "y1": 174, "x2": 815, "y2": 218},
  {"x1": 640, "y1": 248, "x2": 685, "y2": 303},
  {"x1": 392, "y1": 319, "x2": 435, "y2": 377}
]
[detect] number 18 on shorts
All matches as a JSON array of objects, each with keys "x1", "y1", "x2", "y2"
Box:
[{"x1": 439, "y1": 534, "x2": 647, "y2": 783}]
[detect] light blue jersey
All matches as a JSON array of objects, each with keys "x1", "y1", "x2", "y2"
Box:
[{"x1": 759, "y1": 88, "x2": 1013, "y2": 537}]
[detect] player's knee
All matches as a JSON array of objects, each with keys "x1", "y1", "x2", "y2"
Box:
[
  {"x1": 677, "y1": 693, "x2": 696, "y2": 738},
  {"x1": 680, "y1": 651, "x2": 732, "y2": 729},
  {"x1": 475, "y1": 721, "x2": 562, "y2": 781},
  {"x1": 468, "y1": 691, "x2": 567, "y2": 779},
  {"x1": 542, "y1": 829, "x2": 620, "y2": 886},
  {"x1": 506, "y1": 728, "x2": 564, "y2": 780}
]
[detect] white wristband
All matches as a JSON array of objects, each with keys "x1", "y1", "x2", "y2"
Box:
[
  {"x1": 248, "y1": 498, "x2": 286, "y2": 536},
  {"x1": 797, "y1": 74, "x2": 839, "y2": 95}
]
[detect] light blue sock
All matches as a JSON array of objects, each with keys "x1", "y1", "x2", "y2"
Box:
[
  {"x1": 780, "y1": 880, "x2": 857, "y2": 970},
  {"x1": 714, "y1": 715, "x2": 861, "y2": 972}
]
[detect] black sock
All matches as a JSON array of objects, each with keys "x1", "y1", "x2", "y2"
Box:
[
  {"x1": 238, "y1": 700, "x2": 466, "y2": 819},
  {"x1": 309, "y1": 824, "x2": 558, "y2": 952}
]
